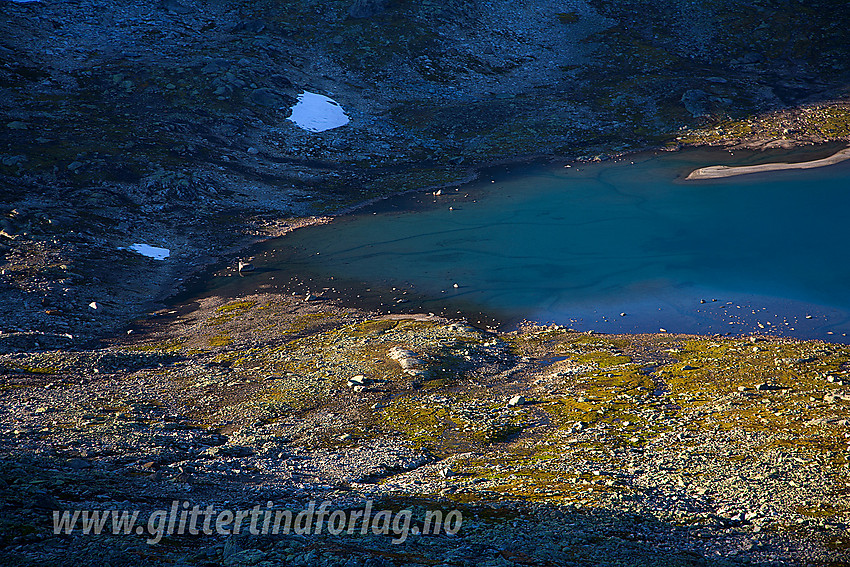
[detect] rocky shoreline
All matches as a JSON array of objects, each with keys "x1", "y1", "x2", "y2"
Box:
[{"x1": 2, "y1": 0, "x2": 850, "y2": 564}]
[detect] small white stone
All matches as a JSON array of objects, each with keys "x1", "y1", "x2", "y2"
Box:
[
  {"x1": 347, "y1": 375, "x2": 368, "y2": 388},
  {"x1": 507, "y1": 395, "x2": 526, "y2": 407}
]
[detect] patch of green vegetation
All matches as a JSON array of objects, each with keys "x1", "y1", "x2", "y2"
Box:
[
  {"x1": 677, "y1": 104, "x2": 850, "y2": 145},
  {"x1": 1, "y1": 363, "x2": 57, "y2": 375},
  {"x1": 216, "y1": 300, "x2": 258, "y2": 313},
  {"x1": 796, "y1": 503, "x2": 842, "y2": 518},
  {"x1": 556, "y1": 11, "x2": 580, "y2": 24},
  {"x1": 573, "y1": 350, "x2": 632, "y2": 368},
  {"x1": 262, "y1": 385, "x2": 325, "y2": 415},
  {"x1": 449, "y1": 452, "x2": 605, "y2": 505},
  {"x1": 644, "y1": 338, "x2": 850, "y2": 454},
  {"x1": 807, "y1": 107, "x2": 850, "y2": 137},
  {"x1": 206, "y1": 300, "x2": 258, "y2": 325},
  {"x1": 208, "y1": 334, "x2": 233, "y2": 347},
  {"x1": 278, "y1": 312, "x2": 339, "y2": 335},
  {"x1": 332, "y1": 318, "x2": 397, "y2": 339},
  {"x1": 380, "y1": 396, "x2": 526, "y2": 457}
]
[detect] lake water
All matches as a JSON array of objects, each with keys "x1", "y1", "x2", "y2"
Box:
[{"x1": 199, "y1": 146, "x2": 850, "y2": 342}]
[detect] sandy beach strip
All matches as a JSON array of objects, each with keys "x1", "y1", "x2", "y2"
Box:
[{"x1": 686, "y1": 146, "x2": 850, "y2": 180}]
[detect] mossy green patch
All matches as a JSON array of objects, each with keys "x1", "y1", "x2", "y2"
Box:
[
  {"x1": 556, "y1": 12, "x2": 580, "y2": 24},
  {"x1": 1, "y1": 363, "x2": 57, "y2": 375},
  {"x1": 206, "y1": 300, "x2": 258, "y2": 326},
  {"x1": 208, "y1": 334, "x2": 233, "y2": 347}
]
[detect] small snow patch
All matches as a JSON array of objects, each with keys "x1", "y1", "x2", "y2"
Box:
[
  {"x1": 123, "y1": 243, "x2": 170, "y2": 260},
  {"x1": 287, "y1": 91, "x2": 350, "y2": 132}
]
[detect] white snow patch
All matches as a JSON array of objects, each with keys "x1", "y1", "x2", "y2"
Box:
[
  {"x1": 123, "y1": 243, "x2": 170, "y2": 260},
  {"x1": 287, "y1": 91, "x2": 350, "y2": 132}
]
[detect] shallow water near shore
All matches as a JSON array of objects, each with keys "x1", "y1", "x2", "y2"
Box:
[{"x1": 198, "y1": 146, "x2": 850, "y2": 342}]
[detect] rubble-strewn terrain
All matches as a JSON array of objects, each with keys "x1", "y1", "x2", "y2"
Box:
[
  {"x1": 2, "y1": 296, "x2": 849, "y2": 565},
  {"x1": 2, "y1": 0, "x2": 850, "y2": 564}
]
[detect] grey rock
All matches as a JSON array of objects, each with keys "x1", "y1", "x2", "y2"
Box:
[
  {"x1": 30, "y1": 492, "x2": 61, "y2": 510},
  {"x1": 249, "y1": 88, "x2": 283, "y2": 108},
  {"x1": 388, "y1": 346, "x2": 426, "y2": 375},
  {"x1": 681, "y1": 89, "x2": 710, "y2": 117},
  {"x1": 201, "y1": 59, "x2": 230, "y2": 75},
  {"x1": 1, "y1": 155, "x2": 27, "y2": 167},
  {"x1": 398, "y1": 357, "x2": 423, "y2": 370},
  {"x1": 67, "y1": 458, "x2": 91, "y2": 470}
]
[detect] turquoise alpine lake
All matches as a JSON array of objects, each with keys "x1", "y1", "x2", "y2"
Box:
[{"x1": 201, "y1": 147, "x2": 850, "y2": 342}]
